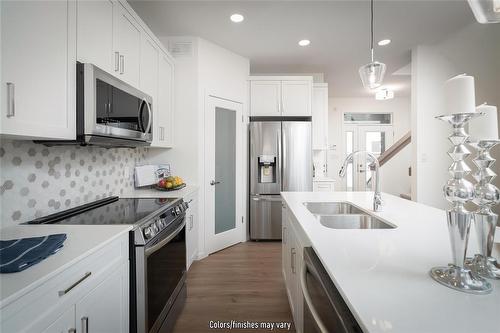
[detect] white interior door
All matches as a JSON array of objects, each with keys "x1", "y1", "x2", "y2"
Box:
[
  {"x1": 342, "y1": 125, "x2": 393, "y2": 191},
  {"x1": 205, "y1": 96, "x2": 244, "y2": 254},
  {"x1": 358, "y1": 126, "x2": 394, "y2": 190}
]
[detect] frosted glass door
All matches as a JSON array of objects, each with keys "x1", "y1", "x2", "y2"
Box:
[
  {"x1": 204, "y1": 96, "x2": 243, "y2": 254},
  {"x1": 215, "y1": 108, "x2": 236, "y2": 234}
]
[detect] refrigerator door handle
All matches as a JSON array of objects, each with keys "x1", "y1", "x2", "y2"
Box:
[
  {"x1": 281, "y1": 126, "x2": 287, "y2": 190},
  {"x1": 277, "y1": 131, "x2": 282, "y2": 191}
]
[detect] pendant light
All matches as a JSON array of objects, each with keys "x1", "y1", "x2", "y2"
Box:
[
  {"x1": 359, "y1": 0, "x2": 386, "y2": 90},
  {"x1": 467, "y1": 0, "x2": 500, "y2": 24}
]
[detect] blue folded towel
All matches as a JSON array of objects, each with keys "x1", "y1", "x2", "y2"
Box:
[{"x1": 0, "y1": 234, "x2": 67, "y2": 273}]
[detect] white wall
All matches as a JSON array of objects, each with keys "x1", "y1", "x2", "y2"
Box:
[
  {"x1": 148, "y1": 37, "x2": 199, "y2": 184},
  {"x1": 411, "y1": 22, "x2": 500, "y2": 210},
  {"x1": 148, "y1": 37, "x2": 250, "y2": 257},
  {"x1": 328, "y1": 97, "x2": 411, "y2": 197}
]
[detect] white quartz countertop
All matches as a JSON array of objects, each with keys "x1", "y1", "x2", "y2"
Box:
[
  {"x1": 0, "y1": 224, "x2": 132, "y2": 307},
  {"x1": 123, "y1": 184, "x2": 198, "y2": 199},
  {"x1": 281, "y1": 191, "x2": 500, "y2": 333}
]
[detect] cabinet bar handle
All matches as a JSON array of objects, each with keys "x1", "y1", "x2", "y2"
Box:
[
  {"x1": 6, "y1": 82, "x2": 15, "y2": 118},
  {"x1": 119, "y1": 55, "x2": 124, "y2": 74},
  {"x1": 81, "y1": 316, "x2": 89, "y2": 333},
  {"x1": 283, "y1": 227, "x2": 287, "y2": 244},
  {"x1": 58, "y1": 272, "x2": 91, "y2": 296},
  {"x1": 114, "y1": 52, "x2": 120, "y2": 72},
  {"x1": 291, "y1": 248, "x2": 296, "y2": 274}
]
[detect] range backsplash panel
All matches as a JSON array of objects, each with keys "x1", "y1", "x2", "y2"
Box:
[{"x1": 0, "y1": 140, "x2": 147, "y2": 227}]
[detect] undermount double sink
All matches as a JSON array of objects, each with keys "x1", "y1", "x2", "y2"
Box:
[{"x1": 303, "y1": 202, "x2": 395, "y2": 229}]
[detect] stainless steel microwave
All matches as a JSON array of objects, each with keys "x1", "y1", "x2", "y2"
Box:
[{"x1": 38, "y1": 62, "x2": 153, "y2": 147}]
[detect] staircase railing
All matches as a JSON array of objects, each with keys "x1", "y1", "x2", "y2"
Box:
[
  {"x1": 379, "y1": 131, "x2": 411, "y2": 167},
  {"x1": 367, "y1": 131, "x2": 412, "y2": 189}
]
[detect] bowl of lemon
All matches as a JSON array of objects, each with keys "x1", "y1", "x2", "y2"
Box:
[{"x1": 156, "y1": 176, "x2": 186, "y2": 191}]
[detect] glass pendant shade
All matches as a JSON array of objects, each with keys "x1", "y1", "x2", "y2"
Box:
[
  {"x1": 359, "y1": 61, "x2": 386, "y2": 90},
  {"x1": 468, "y1": 0, "x2": 500, "y2": 23}
]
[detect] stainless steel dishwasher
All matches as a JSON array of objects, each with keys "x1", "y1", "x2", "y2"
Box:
[{"x1": 301, "y1": 247, "x2": 364, "y2": 333}]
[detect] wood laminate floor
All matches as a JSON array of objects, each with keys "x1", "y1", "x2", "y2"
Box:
[{"x1": 172, "y1": 241, "x2": 295, "y2": 333}]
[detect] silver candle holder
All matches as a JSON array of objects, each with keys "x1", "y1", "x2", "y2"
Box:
[
  {"x1": 430, "y1": 112, "x2": 492, "y2": 294},
  {"x1": 465, "y1": 139, "x2": 500, "y2": 279}
]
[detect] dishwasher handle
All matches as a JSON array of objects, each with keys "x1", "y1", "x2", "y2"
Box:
[
  {"x1": 302, "y1": 248, "x2": 354, "y2": 333},
  {"x1": 301, "y1": 264, "x2": 329, "y2": 333}
]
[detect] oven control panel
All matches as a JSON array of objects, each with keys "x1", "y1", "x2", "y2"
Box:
[{"x1": 142, "y1": 200, "x2": 188, "y2": 240}]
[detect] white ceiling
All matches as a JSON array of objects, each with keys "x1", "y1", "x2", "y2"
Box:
[{"x1": 129, "y1": 0, "x2": 475, "y2": 97}]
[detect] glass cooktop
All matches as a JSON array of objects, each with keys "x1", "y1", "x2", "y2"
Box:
[{"x1": 25, "y1": 197, "x2": 179, "y2": 226}]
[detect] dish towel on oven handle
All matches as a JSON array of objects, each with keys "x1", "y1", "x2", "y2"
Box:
[{"x1": 0, "y1": 234, "x2": 67, "y2": 273}]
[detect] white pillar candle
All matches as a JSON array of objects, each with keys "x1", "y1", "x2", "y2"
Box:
[
  {"x1": 469, "y1": 104, "x2": 498, "y2": 141},
  {"x1": 444, "y1": 74, "x2": 476, "y2": 114}
]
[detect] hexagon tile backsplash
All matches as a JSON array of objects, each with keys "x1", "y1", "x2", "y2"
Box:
[{"x1": 0, "y1": 140, "x2": 147, "y2": 227}]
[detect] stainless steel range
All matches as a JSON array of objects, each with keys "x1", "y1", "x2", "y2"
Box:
[{"x1": 26, "y1": 196, "x2": 188, "y2": 333}]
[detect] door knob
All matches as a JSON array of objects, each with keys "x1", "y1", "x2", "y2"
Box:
[{"x1": 210, "y1": 180, "x2": 221, "y2": 186}]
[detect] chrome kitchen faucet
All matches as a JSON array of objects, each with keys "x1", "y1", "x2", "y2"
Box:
[{"x1": 339, "y1": 151, "x2": 383, "y2": 212}]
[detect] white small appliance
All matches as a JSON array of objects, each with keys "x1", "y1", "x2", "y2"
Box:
[{"x1": 134, "y1": 164, "x2": 171, "y2": 187}]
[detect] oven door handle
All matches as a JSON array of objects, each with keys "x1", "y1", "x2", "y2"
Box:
[{"x1": 145, "y1": 219, "x2": 186, "y2": 257}]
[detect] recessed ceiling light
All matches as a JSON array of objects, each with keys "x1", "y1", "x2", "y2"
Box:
[
  {"x1": 378, "y1": 39, "x2": 391, "y2": 46},
  {"x1": 298, "y1": 39, "x2": 311, "y2": 47},
  {"x1": 230, "y1": 14, "x2": 244, "y2": 23}
]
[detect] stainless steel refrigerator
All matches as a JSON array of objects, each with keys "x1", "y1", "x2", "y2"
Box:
[{"x1": 250, "y1": 120, "x2": 312, "y2": 240}]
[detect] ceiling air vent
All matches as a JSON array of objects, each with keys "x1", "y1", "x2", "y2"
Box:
[{"x1": 168, "y1": 41, "x2": 193, "y2": 58}]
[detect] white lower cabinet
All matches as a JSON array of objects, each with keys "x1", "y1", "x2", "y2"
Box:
[
  {"x1": 282, "y1": 203, "x2": 305, "y2": 333},
  {"x1": 41, "y1": 306, "x2": 75, "y2": 333},
  {"x1": 74, "y1": 262, "x2": 129, "y2": 333},
  {"x1": 313, "y1": 180, "x2": 335, "y2": 192},
  {"x1": 186, "y1": 191, "x2": 199, "y2": 269},
  {"x1": 41, "y1": 262, "x2": 128, "y2": 333},
  {"x1": 1, "y1": 234, "x2": 129, "y2": 333}
]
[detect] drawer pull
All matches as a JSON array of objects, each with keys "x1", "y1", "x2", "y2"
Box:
[
  {"x1": 82, "y1": 316, "x2": 89, "y2": 333},
  {"x1": 114, "y1": 52, "x2": 120, "y2": 72},
  {"x1": 6, "y1": 82, "x2": 15, "y2": 118},
  {"x1": 119, "y1": 55, "x2": 124, "y2": 74},
  {"x1": 69, "y1": 329, "x2": 76, "y2": 333},
  {"x1": 291, "y1": 248, "x2": 296, "y2": 274},
  {"x1": 58, "y1": 272, "x2": 91, "y2": 296}
]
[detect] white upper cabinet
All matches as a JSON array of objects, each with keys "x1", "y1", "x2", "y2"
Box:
[
  {"x1": 312, "y1": 83, "x2": 329, "y2": 149},
  {"x1": 0, "y1": 0, "x2": 76, "y2": 140},
  {"x1": 1, "y1": 0, "x2": 174, "y2": 143},
  {"x1": 153, "y1": 53, "x2": 175, "y2": 148},
  {"x1": 249, "y1": 77, "x2": 312, "y2": 117},
  {"x1": 76, "y1": 0, "x2": 114, "y2": 73},
  {"x1": 281, "y1": 80, "x2": 312, "y2": 116},
  {"x1": 140, "y1": 32, "x2": 159, "y2": 102},
  {"x1": 250, "y1": 81, "x2": 281, "y2": 116},
  {"x1": 113, "y1": 2, "x2": 141, "y2": 87}
]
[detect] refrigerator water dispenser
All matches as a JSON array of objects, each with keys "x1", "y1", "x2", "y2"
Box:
[{"x1": 258, "y1": 155, "x2": 276, "y2": 183}]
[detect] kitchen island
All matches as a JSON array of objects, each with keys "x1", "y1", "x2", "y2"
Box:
[{"x1": 281, "y1": 191, "x2": 500, "y2": 333}]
